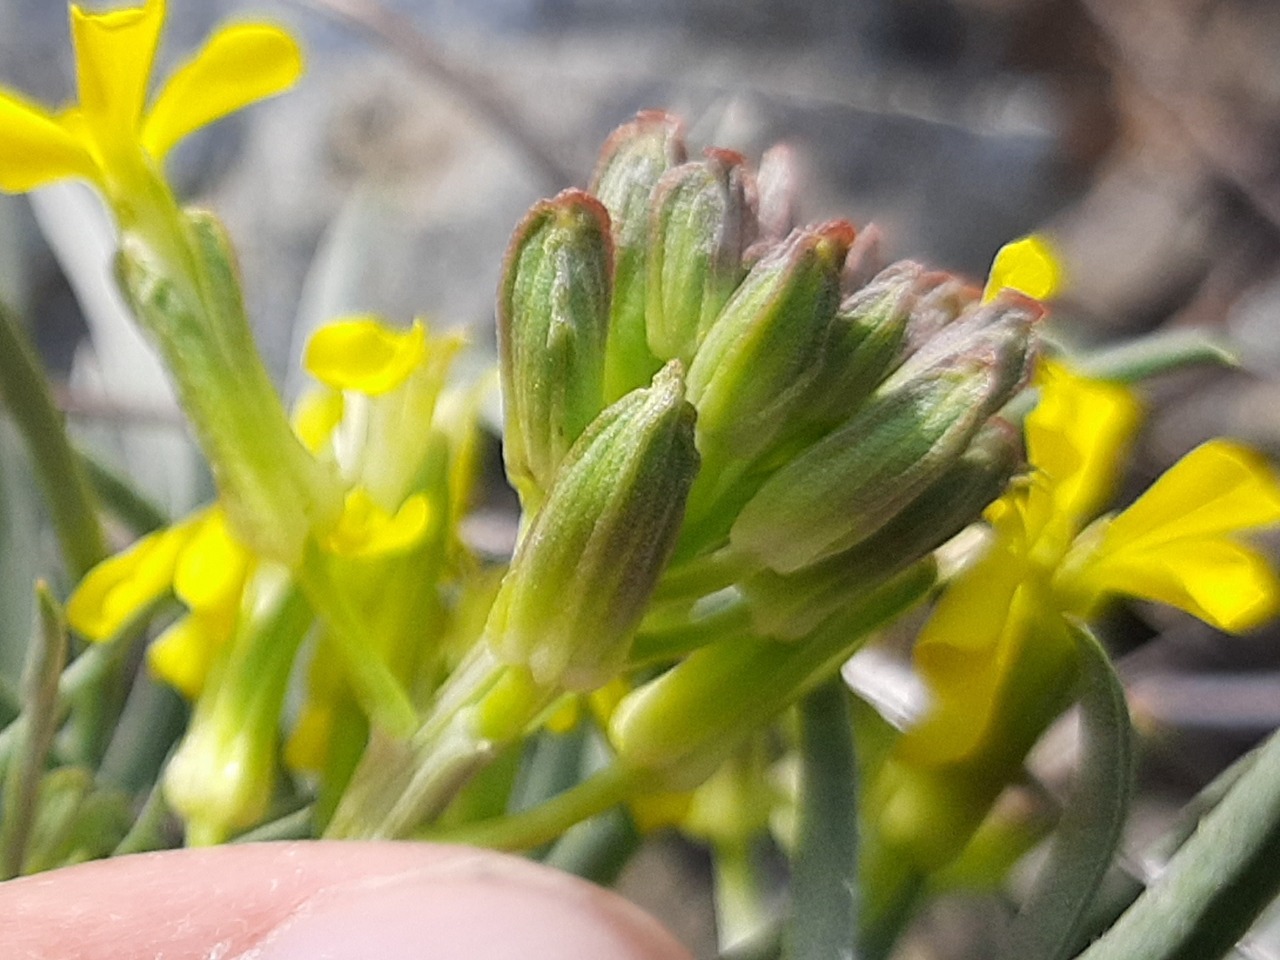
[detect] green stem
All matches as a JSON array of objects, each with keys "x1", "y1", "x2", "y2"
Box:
[
  {"x1": 421, "y1": 765, "x2": 639, "y2": 851},
  {"x1": 654, "y1": 545, "x2": 754, "y2": 604},
  {"x1": 0, "y1": 302, "x2": 107, "y2": 579},
  {"x1": 296, "y1": 550, "x2": 418, "y2": 739},
  {"x1": 326, "y1": 645, "x2": 558, "y2": 840},
  {"x1": 632, "y1": 598, "x2": 753, "y2": 665}
]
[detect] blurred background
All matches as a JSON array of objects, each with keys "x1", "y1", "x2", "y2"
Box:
[{"x1": 2, "y1": 0, "x2": 1280, "y2": 955}]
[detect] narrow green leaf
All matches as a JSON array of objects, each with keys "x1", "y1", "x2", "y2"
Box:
[
  {"x1": 543, "y1": 807, "x2": 640, "y2": 885},
  {"x1": 786, "y1": 676, "x2": 861, "y2": 960},
  {"x1": 0, "y1": 585, "x2": 70, "y2": 878},
  {"x1": 0, "y1": 301, "x2": 107, "y2": 579},
  {"x1": 1002, "y1": 621, "x2": 1132, "y2": 960},
  {"x1": 1077, "y1": 724, "x2": 1280, "y2": 960},
  {"x1": 1074, "y1": 328, "x2": 1236, "y2": 383},
  {"x1": 80, "y1": 451, "x2": 168, "y2": 535}
]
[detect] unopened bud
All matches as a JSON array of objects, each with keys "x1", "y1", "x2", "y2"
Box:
[
  {"x1": 790, "y1": 261, "x2": 917, "y2": 441},
  {"x1": 686, "y1": 222, "x2": 853, "y2": 468},
  {"x1": 487, "y1": 362, "x2": 699, "y2": 690},
  {"x1": 890, "y1": 288, "x2": 1041, "y2": 393},
  {"x1": 498, "y1": 189, "x2": 612, "y2": 505},
  {"x1": 743, "y1": 420, "x2": 1021, "y2": 638},
  {"x1": 646, "y1": 151, "x2": 755, "y2": 365},
  {"x1": 590, "y1": 111, "x2": 687, "y2": 400},
  {"x1": 731, "y1": 340, "x2": 1029, "y2": 574}
]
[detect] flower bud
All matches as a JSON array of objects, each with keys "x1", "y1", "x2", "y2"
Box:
[
  {"x1": 646, "y1": 151, "x2": 755, "y2": 365},
  {"x1": 787, "y1": 261, "x2": 917, "y2": 442},
  {"x1": 889, "y1": 288, "x2": 1041, "y2": 393},
  {"x1": 743, "y1": 420, "x2": 1021, "y2": 638},
  {"x1": 731, "y1": 325, "x2": 1031, "y2": 574},
  {"x1": 590, "y1": 111, "x2": 687, "y2": 400},
  {"x1": 487, "y1": 361, "x2": 699, "y2": 690},
  {"x1": 686, "y1": 222, "x2": 854, "y2": 469},
  {"x1": 498, "y1": 189, "x2": 613, "y2": 505}
]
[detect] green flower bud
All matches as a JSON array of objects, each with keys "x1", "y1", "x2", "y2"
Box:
[
  {"x1": 498, "y1": 189, "x2": 613, "y2": 506},
  {"x1": 882, "y1": 290, "x2": 1041, "y2": 402},
  {"x1": 730, "y1": 305, "x2": 1033, "y2": 574},
  {"x1": 590, "y1": 111, "x2": 687, "y2": 400},
  {"x1": 487, "y1": 361, "x2": 699, "y2": 690},
  {"x1": 743, "y1": 420, "x2": 1021, "y2": 638},
  {"x1": 646, "y1": 150, "x2": 755, "y2": 365},
  {"x1": 610, "y1": 562, "x2": 935, "y2": 790},
  {"x1": 686, "y1": 221, "x2": 854, "y2": 469},
  {"x1": 163, "y1": 581, "x2": 312, "y2": 846},
  {"x1": 784, "y1": 261, "x2": 918, "y2": 446}
]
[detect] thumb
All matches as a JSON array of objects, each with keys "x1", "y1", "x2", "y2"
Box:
[{"x1": 0, "y1": 841, "x2": 692, "y2": 960}]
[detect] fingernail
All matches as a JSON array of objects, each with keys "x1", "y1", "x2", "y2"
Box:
[{"x1": 251, "y1": 851, "x2": 689, "y2": 960}]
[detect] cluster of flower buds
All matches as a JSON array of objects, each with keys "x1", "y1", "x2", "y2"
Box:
[{"x1": 492, "y1": 110, "x2": 1043, "y2": 718}]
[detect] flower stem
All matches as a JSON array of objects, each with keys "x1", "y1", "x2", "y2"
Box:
[{"x1": 421, "y1": 765, "x2": 639, "y2": 851}]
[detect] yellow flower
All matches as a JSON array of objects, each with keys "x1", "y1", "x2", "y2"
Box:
[
  {"x1": 906, "y1": 361, "x2": 1280, "y2": 767},
  {"x1": 66, "y1": 506, "x2": 254, "y2": 697},
  {"x1": 877, "y1": 359, "x2": 1280, "y2": 868},
  {"x1": 0, "y1": 0, "x2": 302, "y2": 202}
]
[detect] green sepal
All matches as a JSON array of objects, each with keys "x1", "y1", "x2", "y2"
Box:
[
  {"x1": 789, "y1": 261, "x2": 918, "y2": 443},
  {"x1": 497, "y1": 189, "x2": 613, "y2": 507},
  {"x1": 730, "y1": 331, "x2": 1026, "y2": 575},
  {"x1": 590, "y1": 111, "x2": 687, "y2": 401},
  {"x1": 743, "y1": 419, "x2": 1020, "y2": 638},
  {"x1": 646, "y1": 151, "x2": 754, "y2": 366},
  {"x1": 686, "y1": 222, "x2": 853, "y2": 473},
  {"x1": 116, "y1": 210, "x2": 342, "y2": 565},
  {"x1": 487, "y1": 361, "x2": 699, "y2": 690}
]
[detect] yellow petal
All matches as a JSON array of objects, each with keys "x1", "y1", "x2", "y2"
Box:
[
  {"x1": 292, "y1": 386, "x2": 345, "y2": 453},
  {"x1": 172, "y1": 510, "x2": 252, "y2": 613},
  {"x1": 148, "y1": 611, "x2": 228, "y2": 699},
  {"x1": 323, "y1": 489, "x2": 431, "y2": 558},
  {"x1": 1026, "y1": 359, "x2": 1142, "y2": 527},
  {"x1": 0, "y1": 91, "x2": 100, "y2": 192},
  {"x1": 983, "y1": 234, "x2": 1063, "y2": 303},
  {"x1": 283, "y1": 700, "x2": 334, "y2": 773},
  {"x1": 66, "y1": 520, "x2": 195, "y2": 640},
  {"x1": 305, "y1": 317, "x2": 427, "y2": 396},
  {"x1": 899, "y1": 538, "x2": 1028, "y2": 766},
  {"x1": 70, "y1": 0, "x2": 165, "y2": 134},
  {"x1": 1086, "y1": 537, "x2": 1280, "y2": 634},
  {"x1": 1101, "y1": 440, "x2": 1280, "y2": 552},
  {"x1": 141, "y1": 22, "x2": 304, "y2": 161}
]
